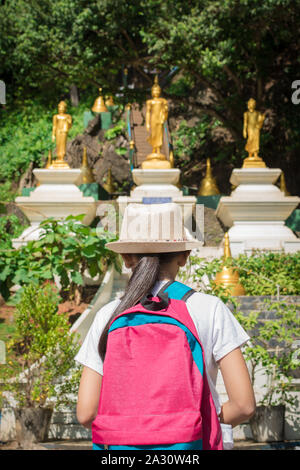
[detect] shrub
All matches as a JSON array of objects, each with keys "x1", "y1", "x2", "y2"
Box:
[
  {"x1": 0, "y1": 215, "x2": 121, "y2": 303},
  {"x1": 0, "y1": 283, "x2": 81, "y2": 409},
  {"x1": 186, "y1": 251, "x2": 300, "y2": 296},
  {"x1": 235, "y1": 300, "x2": 300, "y2": 407}
]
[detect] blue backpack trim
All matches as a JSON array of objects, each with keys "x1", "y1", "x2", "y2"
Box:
[
  {"x1": 157, "y1": 280, "x2": 195, "y2": 301},
  {"x1": 109, "y1": 312, "x2": 204, "y2": 376},
  {"x1": 93, "y1": 439, "x2": 203, "y2": 451}
]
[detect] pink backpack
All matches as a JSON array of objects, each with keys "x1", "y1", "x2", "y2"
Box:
[{"x1": 92, "y1": 281, "x2": 223, "y2": 450}]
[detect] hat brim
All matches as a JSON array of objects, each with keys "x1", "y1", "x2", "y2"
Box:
[{"x1": 105, "y1": 240, "x2": 203, "y2": 254}]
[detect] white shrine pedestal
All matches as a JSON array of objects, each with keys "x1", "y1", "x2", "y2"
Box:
[
  {"x1": 13, "y1": 169, "x2": 96, "y2": 248},
  {"x1": 118, "y1": 169, "x2": 196, "y2": 214},
  {"x1": 216, "y1": 168, "x2": 300, "y2": 255},
  {"x1": 117, "y1": 169, "x2": 202, "y2": 243}
]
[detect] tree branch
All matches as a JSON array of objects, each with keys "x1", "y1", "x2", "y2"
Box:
[
  {"x1": 194, "y1": 105, "x2": 240, "y2": 141},
  {"x1": 223, "y1": 65, "x2": 243, "y2": 95}
]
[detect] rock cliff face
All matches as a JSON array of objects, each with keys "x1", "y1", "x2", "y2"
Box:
[{"x1": 65, "y1": 115, "x2": 131, "y2": 188}]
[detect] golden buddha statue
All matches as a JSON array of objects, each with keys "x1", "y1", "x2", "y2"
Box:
[
  {"x1": 242, "y1": 98, "x2": 266, "y2": 168},
  {"x1": 142, "y1": 76, "x2": 171, "y2": 169},
  {"x1": 51, "y1": 101, "x2": 72, "y2": 168},
  {"x1": 80, "y1": 147, "x2": 95, "y2": 183},
  {"x1": 197, "y1": 158, "x2": 220, "y2": 196},
  {"x1": 92, "y1": 88, "x2": 108, "y2": 113}
]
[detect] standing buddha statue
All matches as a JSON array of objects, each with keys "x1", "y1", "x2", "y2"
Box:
[
  {"x1": 52, "y1": 101, "x2": 72, "y2": 168},
  {"x1": 142, "y1": 76, "x2": 171, "y2": 169},
  {"x1": 242, "y1": 98, "x2": 266, "y2": 168}
]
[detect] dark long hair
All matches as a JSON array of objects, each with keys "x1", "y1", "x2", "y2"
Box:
[{"x1": 98, "y1": 251, "x2": 187, "y2": 361}]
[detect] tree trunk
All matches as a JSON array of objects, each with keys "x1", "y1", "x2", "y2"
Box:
[{"x1": 70, "y1": 84, "x2": 79, "y2": 107}]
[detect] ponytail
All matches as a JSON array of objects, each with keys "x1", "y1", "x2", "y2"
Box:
[{"x1": 98, "y1": 251, "x2": 187, "y2": 361}]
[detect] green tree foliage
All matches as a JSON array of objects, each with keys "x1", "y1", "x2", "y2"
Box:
[
  {"x1": 0, "y1": 0, "x2": 153, "y2": 99},
  {"x1": 1, "y1": 0, "x2": 299, "y2": 192},
  {"x1": 141, "y1": 0, "x2": 300, "y2": 191}
]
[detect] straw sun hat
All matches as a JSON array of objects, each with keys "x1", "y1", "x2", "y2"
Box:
[{"x1": 105, "y1": 203, "x2": 202, "y2": 254}]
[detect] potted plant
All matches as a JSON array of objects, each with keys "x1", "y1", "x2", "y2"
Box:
[
  {"x1": 0, "y1": 282, "x2": 81, "y2": 448},
  {"x1": 235, "y1": 300, "x2": 300, "y2": 442}
]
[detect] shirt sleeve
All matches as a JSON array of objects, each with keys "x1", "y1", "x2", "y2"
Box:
[
  {"x1": 212, "y1": 299, "x2": 250, "y2": 363},
  {"x1": 75, "y1": 300, "x2": 119, "y2": 375}
]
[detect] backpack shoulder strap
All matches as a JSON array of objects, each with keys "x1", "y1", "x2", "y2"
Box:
[{"x1": 157, "y1": 280, "x2": 196, "y2": 302}]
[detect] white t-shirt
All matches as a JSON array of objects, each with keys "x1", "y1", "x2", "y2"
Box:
[{"x1": 75, "y1": 280, "x2": 250, "y2": 416}]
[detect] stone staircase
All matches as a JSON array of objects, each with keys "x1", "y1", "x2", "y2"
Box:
[
  {"x1": 49, "y1": 407, "x2": 91, "y2": 441},
  {"x1": 130, "y1": 103, "x2": 170, "y2": 167}
]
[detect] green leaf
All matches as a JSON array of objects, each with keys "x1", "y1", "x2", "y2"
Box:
[
  {"x1": 88, "y1": 261, "x2": 100, "y2": 278},
  {"x1": 70, "y1": 271, "x2": 84, "y2": 285}
]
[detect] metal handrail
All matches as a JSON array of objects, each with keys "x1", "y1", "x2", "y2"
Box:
[{"x1": 126, "y1": 104, "x2": 136, "y2": 170}]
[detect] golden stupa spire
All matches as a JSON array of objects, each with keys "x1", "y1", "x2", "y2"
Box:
[
  {"x1": 197, "y1": 158, "x2": 220, "y2": 196},
  {"x1": 169, "y1": 149, "x2": 175, "y2": 168},
  {"x1": 280, "y1": 172, "x2": 291, "y2": 196},
  {"x1": 45, "y1": 149, "x2": 52, "y2": 169},
  {"x1": 92, "y1": 88, "x2": 108, "y2": 113},
  {"x1": 80, "y1": 147, "x2": 95, "y2": 183},
  {"x1": 214, "y1": 233, "x2": 246, "y2": 296}
]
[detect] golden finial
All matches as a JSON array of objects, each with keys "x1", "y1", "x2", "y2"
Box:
[
  {"x1": 169, "y1": 149, "x2": 175, "y2": 168},
  {"x1": 80, "y1": 147, "x2": 95, "y2": 183},
  {"x1": 214, "y1": 233, "x2": 246, "y2": 296},
  {"x1": 197, "y1": 158, "x2": 220, "y2": 196},
  {"x1": 151, "y1": 74, "x2": 161, "y2": 93},
  {"x1": 280, "y1": 172, "x2": 291, "y2": 196},
  {"x1": 105, "y1": 95, "x2": 115, "y2": 107},
  {"x1": 92, "y1": 87, "x2": 108, "y2": 113},
  {"x1": 129, "y1": 140, "x2": 135, "y2": 150},
  {"x1": 223, "y1": 232, "x2": 232, "y2": 259}
]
